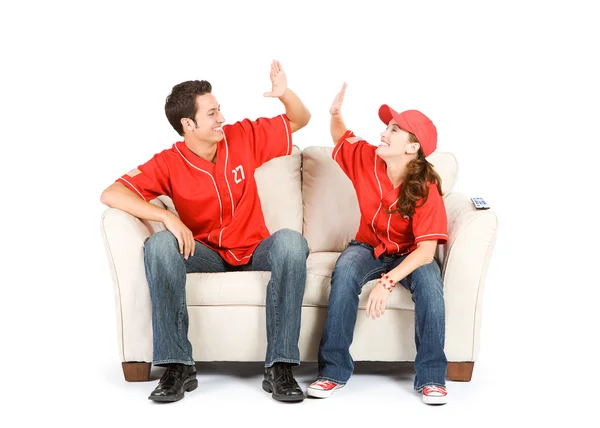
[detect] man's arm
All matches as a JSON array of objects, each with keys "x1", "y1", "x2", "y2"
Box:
[
  {"x1": 100, "y1": 182, "x2": 196, "y2": 259},
  {"x1": 330, "y1": 82, "x2": 348, "y2": 143},
  {"x1": 263, "y1": 60, "x2": 311, "y2": 132},
  {"x1": 101, "y1": 182, "x2": 171, "y2": 222},
  {"x1": 278, "y1": 88, "x2": 311, "y2": 132}
]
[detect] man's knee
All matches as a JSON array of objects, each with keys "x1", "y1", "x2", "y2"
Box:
[
  {"x1": 270, "y1": 228, "x2": 309, "y2": 260},
  {"x1": 144, "y1": 230, "x2": 179, "y2": 258}
]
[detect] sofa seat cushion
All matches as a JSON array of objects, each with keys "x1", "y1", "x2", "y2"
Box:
[
  {"x1": 185, "y1": 252, "x2": 415, "y2": 311},
  {"x1": 185, "y1": 271, "x2": 271, "y2": 307}
]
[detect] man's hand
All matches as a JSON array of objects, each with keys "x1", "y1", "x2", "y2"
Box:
[
  {"x1": 263, "y1": 60, "x2": 288, "y2": 98},
  {"x1": 365, "y1": 283, "x2": 391, "y2": 320},
  {"x1": 330, "y1": 82, "x2": 347, "y2": 116},
  {"x1": 163, "y1": 212, "x2": 196, "y2": 260}
]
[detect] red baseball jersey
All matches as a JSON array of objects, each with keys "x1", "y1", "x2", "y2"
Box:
[
  {"x1": 117, "y1": 114, "x2": 292, "y2": 266},
  {"x1": 333, "y1": 130, "x2": 448, "y2": 259}
]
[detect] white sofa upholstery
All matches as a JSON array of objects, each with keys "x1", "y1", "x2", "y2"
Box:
[{"x1": 101, "y1": 146, "x2": 498, "y2": 382}]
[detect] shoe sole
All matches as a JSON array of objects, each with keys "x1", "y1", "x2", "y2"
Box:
[
  {"x1": 307, "y1": 385, "x2": 343, "y2": 398},
  {"x1": 148, "y1": 379, "x2": 198, "y2": 403},
  {"x1": 422, "y1": 394, "x2": 447, "y2": 405},
  {"x1": 262, "y1": 380, "x2": 305, "y2": 402}
]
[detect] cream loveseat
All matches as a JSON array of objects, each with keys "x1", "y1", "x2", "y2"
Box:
[{"x1": 100, "y1": 146, "x2": 498, "y2": 383}]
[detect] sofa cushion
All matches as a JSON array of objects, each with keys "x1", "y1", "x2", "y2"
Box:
[
  {"x1": 184, "y1": 252, "x2": 415, "y2": 311},
  {"x1": 150, "y1": 146, "x2": 303, "y2": 234},
  {"x1": 255, "y1": 146, "x2": 303, "y2": 233},
  {"x1": 185, "y1": 271, "x2": 271, "y2": 307},
  {"x1": 302, "y1": 146, "x2": 458, "y2": 253}
]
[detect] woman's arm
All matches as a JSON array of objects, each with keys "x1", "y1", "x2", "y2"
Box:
[
  {"x1": 330, "y1": 82, "x2": 348, "y2": 143},
  {"x1": 365, "y1": 240, "x2": 438, "y2": 319}
]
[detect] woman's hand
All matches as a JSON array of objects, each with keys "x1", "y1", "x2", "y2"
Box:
[
  {"x1": 365, "y1": 282, "x2": 391, "y2": 320},
  {"x1": 330, "y1": 82, "x2": 347, "y2": 115}
]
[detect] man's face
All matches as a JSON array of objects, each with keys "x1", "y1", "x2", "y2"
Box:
[{"x1": 183, "y1": 93, "x2": 225, "y2": 144}]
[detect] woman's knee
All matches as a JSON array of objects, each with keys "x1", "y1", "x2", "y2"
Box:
[
  {"x1": 409, "y1": 262, "x2": 444, "y2": 297},
  {"x1": 330, "y1": 262, "x2": 371, "y2": 296},
  {"x1": 334, "y1": 245, "x2": 380, "y2": 285}
]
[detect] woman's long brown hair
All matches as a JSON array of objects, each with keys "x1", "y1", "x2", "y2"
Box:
[{"x1": 386, "y1": 132, "x2": 443, "y2": 218}]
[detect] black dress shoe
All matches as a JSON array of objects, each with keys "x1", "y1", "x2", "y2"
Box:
[
  {"x1": 148, "y1": 363, "x2": 197, "y2": 403},
  {"x1": 262, "y1": 363, "x2": 304, "y2": 402}
]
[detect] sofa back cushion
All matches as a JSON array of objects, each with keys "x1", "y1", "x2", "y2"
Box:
[
  {"x1": 153, "y1": 146, "x2": 303, "y2": 234},
  {"x1": 302, "y1": 146, "x2": 458, "y2": 253},
  {"x1": 255, "y1": 146, "x2": 303, "y2": 233}
]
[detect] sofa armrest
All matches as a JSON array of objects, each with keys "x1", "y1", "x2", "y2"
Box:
[
  {"x1": 100, "y1": 207, "x2": 154, "y2": 363},
  {"x1": 438, "y1": 192, "x2": 499, "y2": 362}
]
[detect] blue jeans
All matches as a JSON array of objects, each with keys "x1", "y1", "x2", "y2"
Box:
[
  {"x1": 143, "y1": 228, "x2": 308, "y2": 368},
  {"x1": 317, "y1": 240, "x2": 447, "y2": 391}
]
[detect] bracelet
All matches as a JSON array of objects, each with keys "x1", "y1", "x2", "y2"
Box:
[{"x1": 379, "y1": 273, "x2": 396, "y2": 292}]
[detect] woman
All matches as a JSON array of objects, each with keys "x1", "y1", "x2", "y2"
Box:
[{"x1": 307, "y1": 83, "x2": 449, "y2": 405}]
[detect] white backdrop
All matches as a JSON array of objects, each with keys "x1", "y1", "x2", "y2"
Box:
[{"x1": 1, "y1": 0, "x2": 598, "y2": 424}]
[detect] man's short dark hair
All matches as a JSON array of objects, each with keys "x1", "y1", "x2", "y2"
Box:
[{"x1": 165, "y1": 80, "x2": 212, "y2": 136}]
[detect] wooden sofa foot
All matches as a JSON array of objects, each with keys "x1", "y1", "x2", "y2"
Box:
[
  {"x1": 447, "y1": 362, "x2": 474, "y2": 381},
  {"x1": 122, "y1": 362, "x2": 151, "y2": 382}
]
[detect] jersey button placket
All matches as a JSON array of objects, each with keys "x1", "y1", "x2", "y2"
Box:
[{"x1": 376, "y1": 201, "x2": 389, "y2": 248}]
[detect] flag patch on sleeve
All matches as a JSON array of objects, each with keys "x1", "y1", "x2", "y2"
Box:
[
  {"x1": 126, "y1": 168, "x2": 141, "y2": 178},
  {"x1": 346, "y1": 136, "x2": 363, "y2": 144}
]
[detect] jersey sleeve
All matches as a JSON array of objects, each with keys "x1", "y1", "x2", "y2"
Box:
[
  {"x1": 412, "y1": 183, "x2": 448, "y2": 245},
  {"x1": 331, "y1": 130, "x2": 371, "y2": 182},
  {"x1": 226, "y1": 114, "x2": 292, "y2": 167},
  {"x1": 116, "y1": 153, "x2": 170, "y2": 202}
]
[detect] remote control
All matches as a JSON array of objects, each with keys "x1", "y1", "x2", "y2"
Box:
[{"x1": 471, "y1": 197, "x2": 490, "y2": 210}]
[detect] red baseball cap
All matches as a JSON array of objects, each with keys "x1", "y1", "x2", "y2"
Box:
[{"x1": 378, "y1": 105, "x2": 437, "y2": 157}]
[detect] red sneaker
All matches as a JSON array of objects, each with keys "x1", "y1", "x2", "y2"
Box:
[
  {"x1": 307, "y1": 379, "x2": 344, "y2": 398},
  {"x1": 422, "y1": 385, "x2": 448, "y2": 405}
]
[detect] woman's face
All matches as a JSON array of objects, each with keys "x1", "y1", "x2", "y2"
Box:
[{"x1": 376, "y1": 118, "x2": 419, "y2": 159}]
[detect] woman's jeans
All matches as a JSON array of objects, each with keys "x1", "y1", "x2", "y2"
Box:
[
  {"x1": 143, "y1": 228, "x2": 308, "y2": 368},
  {"x1": 317, "y1": 240, "x2": 447, "y2": 391}
]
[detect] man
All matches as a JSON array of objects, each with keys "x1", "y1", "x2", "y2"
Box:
[{"x1": 100, "y1": 60, "x2": 311, "y2": 403}]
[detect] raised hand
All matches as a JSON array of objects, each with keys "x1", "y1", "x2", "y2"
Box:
[
  {"x1": 263, "y1": 60, "x2": 288, "y2": 98},
  {"x1": 330, "y1": 82, "x2": 347, "y2": 116}
]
